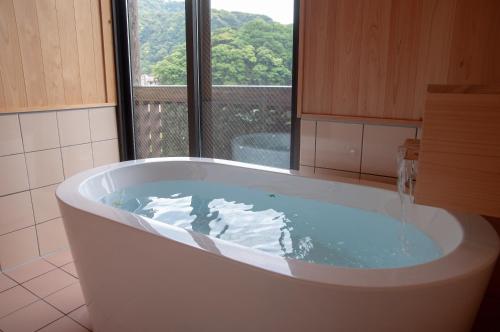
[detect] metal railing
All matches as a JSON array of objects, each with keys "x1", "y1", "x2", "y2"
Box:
[{"x1": 132, "y1": 85, "x2": 292, "y2": 160}]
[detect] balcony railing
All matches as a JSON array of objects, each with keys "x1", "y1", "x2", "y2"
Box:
[{"x1": 133, "y1": 85, "x2": 292, "y2": 160}]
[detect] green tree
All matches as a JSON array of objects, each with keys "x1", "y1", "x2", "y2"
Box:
[{"x1": 152, "y1": 18, "x2": 293, "y2": 86}]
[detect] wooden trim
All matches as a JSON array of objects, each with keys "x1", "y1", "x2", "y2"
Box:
[
  {"x1": 296, "y1": 0, "x2": 305, "y2": 117},
  {"x1": 1, "y1": 102, "x2": 117, "y2": 114},
  {"x1": 427, "y1": 84, "x2": 500, "y2": 94},
  {"x1": 300, "y1": 113, "x2": 422, "y2": 127},
  {"x1": 100, "y1": 0, "x2": 117, "y2": 104}
]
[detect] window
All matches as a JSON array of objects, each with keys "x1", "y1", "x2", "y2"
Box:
[{"x1": 118, "y1": 0, "x2": 300, "y2": 169}]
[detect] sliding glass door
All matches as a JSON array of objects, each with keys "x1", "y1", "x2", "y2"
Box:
[
  {"x1": 124, "y1": 0, "x2": 299, "y2": 168},
  {"x1": 127, "y1": 0, "x2": 190, "y2": 158}
]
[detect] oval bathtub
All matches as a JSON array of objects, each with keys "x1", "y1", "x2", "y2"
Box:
[{"x1": 56, "y1": 158, "x2": 499, "y2": 332}]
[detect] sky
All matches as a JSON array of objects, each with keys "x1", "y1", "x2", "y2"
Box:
[{"x1": 211, "y1": 0, "x2": 294, "y2": 24}]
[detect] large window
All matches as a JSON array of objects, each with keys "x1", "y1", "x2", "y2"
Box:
[{"x1": 123, "y1": 0, "x2": 299, "y2": 169}]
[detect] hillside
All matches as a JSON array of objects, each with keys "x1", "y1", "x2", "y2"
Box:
[{"x1": 138, "y1": 0, "x2": 293, "y2": 85}]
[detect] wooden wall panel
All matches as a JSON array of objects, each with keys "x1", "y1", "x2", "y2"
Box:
[
  {"x1": 100, "y1": 0, "x2": 117, "y2": 104},
  {"x1": 14, "y1": 0, "x2": 48, "y2": 107},
  {"x1": 357, "y1": 0, "x2": 391, "y2": 118},
  {"x1": 75, "y1": 0, "x2": 98, "y2": 104},
  {"x1": 412, "y1": 0, "x2": 456, "y2": 117},
  {"x1": 91, "y1": 0, "x2": 107, "y2": 102},
  {"x1": 56, "y1": 0, "x2": 83, "y2": 104},
  {"x1": 0, "y1": 0, "x2": 116, "y2": 113},
  {"x1": 0, "y1": 0, "x2": 27, "y2": 108},
  {"x1": 383, "y1": 0, "x2": 422, "y2": 119},
  {"x1": 36, "y1": 0, "x2": 66, "y2": 105},
  {"x1": 301, "y1": 0, "x2": 336, "y2": 115},
  {"x1": 0, "y1": 71, "x2": 5, "y2": 111},
  {"x1": 331, "y1": 0, "x2": 363, "y2": 116},
  {"x1": 299, "y1": 0, "x2": 500, "y2": 122},
  {"x1": 447, "y1": 0, "x2": 499, "y2": 84},
  {"x1": 415, "y1": 87, "x2": 500, "y2": 217}
]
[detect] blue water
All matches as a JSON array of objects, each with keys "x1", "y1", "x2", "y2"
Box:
[{"x1": 101, "y1": 180, "x2": 443, "y2": 269}]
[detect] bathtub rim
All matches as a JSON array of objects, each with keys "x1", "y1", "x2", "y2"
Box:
[{"x1": 56, "y1": 157, "x2": 499, "y2": 289}]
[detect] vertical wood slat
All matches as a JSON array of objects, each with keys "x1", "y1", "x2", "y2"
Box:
[
  {"x1": 0, "y1": 0, "x2": 27, "y2": 108},
  {"x1": 55, "y1": 0, "x2": 83, "y2": 104},
  {"x1": 447, "y1": 0, "x2": 498, "y2": 84},
  {"x1": 91, "y1": 0, "x2": 106, "y2": 102},
  {"x1": 331, "y1": 0, "x2": 363, "y2": 116},
  {"x1": 100, "y1": 0, "x2": 117, "y2": 104},
  {"x1": 412, "y1": 0, "x2": 456, "y2": 118},
  {"x1": 36, "y1": 0, "x2": 66, "y2": 105},
  {"x1": 150, "y1": 103, "x2": 162, "y2": 157},
  {"x1": 301, "y1": 0, "x2": 336, "y2": 114},
  {"x1": 383, "y1": 0, "x2": 422, "y2": 119},
  {"x1": 0, "y1": 70, "x2": 5, "y2": 111},
  {"x1": 357, "y1": 0, "x2": 391, "y2": 118},
  {"x1": 296, "y1": 0, "x2": 306, "y2": 117},
  {"x1": 134, "y1": 101, "x2": 149, "y2": 158},
  {"x1": 74, "y1": 0, "x2": 98, "y2": 103},
  {"x1": 13, "y1": 0, "x2": 48, "y2": 107}
]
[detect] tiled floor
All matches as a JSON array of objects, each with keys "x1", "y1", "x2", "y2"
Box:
[{"x1": 0, "y1": 249, "x2": 92, "y2": 332}]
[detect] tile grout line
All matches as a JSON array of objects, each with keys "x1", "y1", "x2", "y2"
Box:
[
  {"x1": 15, "y1": 113, "x2": 43, "y2": 260},
  {"x1": 87, "y1": 109, "x2": 96, "y2": 168},
  {"x1": 65, "y1": 304, "x2": 91, "y2": 331},
  {"x1": 2, "y1": 249, "x2": 71, "y2": 282},
  {"x1": 0, "y1": 266, "x2": 84, "y2": 331}
]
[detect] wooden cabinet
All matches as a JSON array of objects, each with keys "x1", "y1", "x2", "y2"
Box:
[
  {"x1": 415, "y1": 85, "x2": 500, "y2": 217},
  {"x1": 298, "y1": 0, "x2": 500, "y2": 122}
]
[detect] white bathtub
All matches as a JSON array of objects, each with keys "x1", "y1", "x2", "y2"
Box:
[{"x1": 57, "y1": 158, "x2": 499, "y2": 332}]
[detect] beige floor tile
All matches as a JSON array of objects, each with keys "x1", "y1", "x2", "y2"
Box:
[
  {"x1": 0, "y1": 274, "x2": 16, "y2": 293},
  {"x1": 5, "y1": 259, "x2": 56, "y2": 284},
  {"x1": 0, "y1": 300, "x2": 63, "y2": 332},
  {"x1": 68, "y1": 305, "x2": 92, "y2": 330},
  {"x1": 43, "y1": 249, "x2": 73, "y2": 267},
  {"x1": 39, "y1": 316, "x2": 89, "y2": 332},
  {"x1": 61, "y1": 262, "x2": 78, "y2": 278},
  {"x1": 22, "y1": 269, "x2": 77, "y2": 298},
  {"x1": 0, "y1": 227, "x2": 39, "y2": 269},
  {"x1": 0, "y1": 286, "x2": 37, "y2": 318},
  {"x1": 45, "y1": 283, "x2": 85, "y2": 314}
]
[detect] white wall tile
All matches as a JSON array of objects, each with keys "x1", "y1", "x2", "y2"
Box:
[
  {"x1": 0, "y1": 192, "x2": 34, "y2": 236},
  {"x1": 92, "y1": 139, "x2": 120, "y2": 167},
  {"x1": 61, "y1": 144, "x2": 93, "y2": 178},
  {"x1": 300, "y1": 120, "x2": 316, "y2": 166},
  {"x1": 57, "y1": 110, "x2": 91, "y2": 147},
  {"x1": 315, "y1": 122, "x2": 363, "y2": 172},
  {"x1": 0, "y1": 154, "x2": 29, "y2": 196},
  {"x1": 31, "y1": 185, "x2": 60, "y2": 224},
  {"x1": 315, "y1": 167, "x2": 360, "y2": 181},
  {"x1": 0, "y1": 114, "x2": 23, "y2": 156},
  {"x1": 89, "y1": 107, "x2": 117, "y2": 141},
  {"x1": 36, "y1": 218, "x2": 69, "y2": 255},
  {"x1": 19, "y1": 112, "x2": 59, "y2": 152},
  {"x1": 25, "y1": 149, "x2": 64, "y2": 189},
  {"x1": 361, "y1": 125, "x2": 417, "y2": 177},
  {"x1": 0, "y1": 227, "x2": 39, "y2": 269},
  {"x1": 297, "y1": 165, "x2": 315, "y2": 177}
]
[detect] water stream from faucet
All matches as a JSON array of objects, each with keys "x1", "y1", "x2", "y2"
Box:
[{"x1": 397, "y1": 146, "x2": 418, "y2": 255}]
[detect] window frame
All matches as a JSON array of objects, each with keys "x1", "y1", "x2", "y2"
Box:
[{"x1": 112, "y1": 0, "x2": 301, "y2": 169}]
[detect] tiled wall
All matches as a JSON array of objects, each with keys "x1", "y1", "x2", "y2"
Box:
[
  {"x1": 299, "y1": 119, "x2": 419, "y2": 183},
  {"x1": 0, "y1": 107, "x2": 119, "y2": 270}
]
